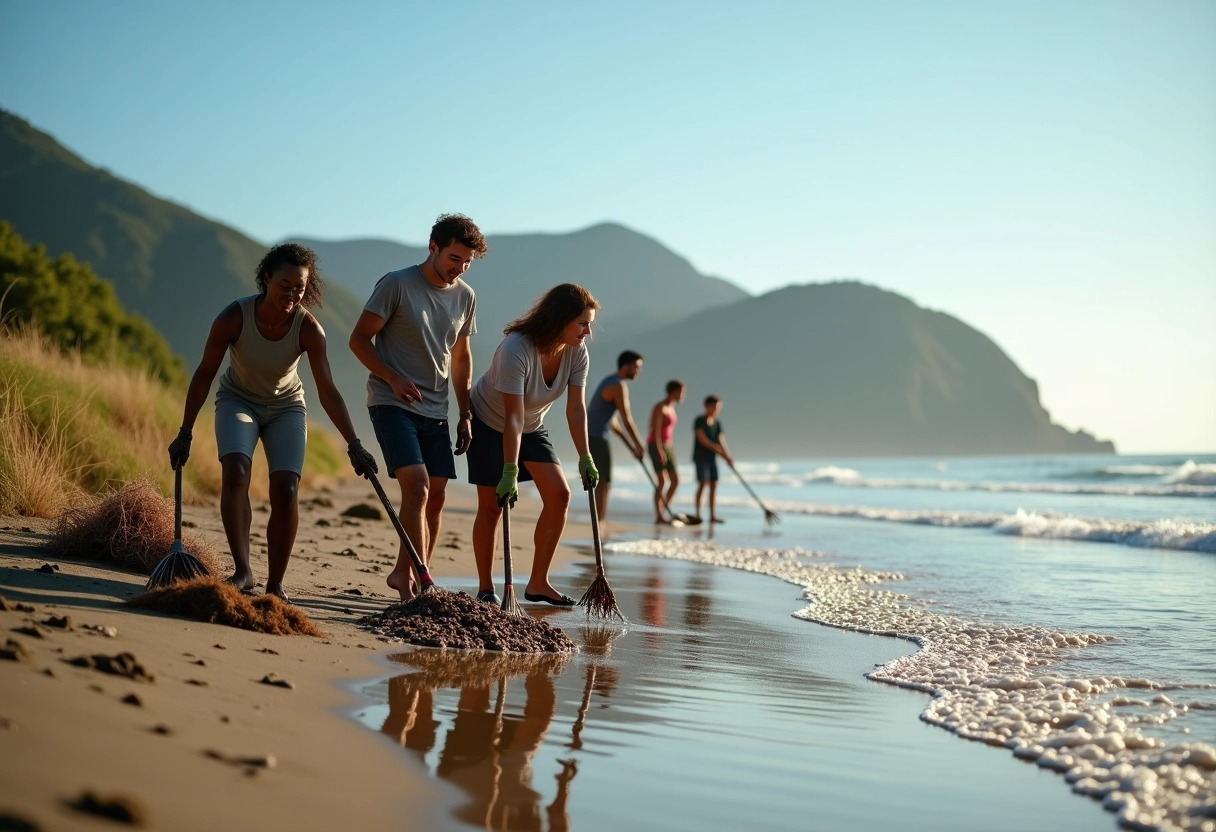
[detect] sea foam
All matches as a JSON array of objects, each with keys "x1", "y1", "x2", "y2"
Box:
[
  {"x1": 605, "y1": 538, "x2": 1216, "y2": 832},
  {"x1": 716, "y1": 495, "x2": 1216, "y2": 553}
]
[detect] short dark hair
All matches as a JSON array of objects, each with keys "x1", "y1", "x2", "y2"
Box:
[
  {"x1": 665, "y1": 380, "x2": 685, "y2": 395},
  {"x1": 255, "y1": 243, "x2": 325, "y2": 308},
  {"x1": 705, "y1": 394, "x2": 721, "y2": 407},
  {"x1": 617, "y1": 350, "x2": 643, "y2": 368},
  {"x1": 430, "y1": 213, "x2": 488, "y2": 258}
]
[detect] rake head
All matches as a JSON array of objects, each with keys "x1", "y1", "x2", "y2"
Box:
[
  {"x1": 500, "y1": 584, "x2": 523, "y2": 617},
  {"x1": 577, "y1": 572, "x2": 627, "y2": 623},
  {"x1": 763, "y1": 508, "x2": 781, "y2": 526},
  {"x1": 147, "y1": 541, "x2": 210, "y2": 590}
]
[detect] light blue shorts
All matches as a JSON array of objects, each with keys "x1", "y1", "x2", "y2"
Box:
[{"x1": 214, "y1": 392, "x2": 307, "y2": 475}]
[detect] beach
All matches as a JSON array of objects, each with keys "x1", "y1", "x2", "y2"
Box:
[{"x1": 2, "y1": 457, "x2": 1213, "y2": 831}]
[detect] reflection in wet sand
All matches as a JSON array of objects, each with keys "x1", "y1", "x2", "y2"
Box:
[{"x1": 380, "y1": 649, "x2": 590, "y2": 831}]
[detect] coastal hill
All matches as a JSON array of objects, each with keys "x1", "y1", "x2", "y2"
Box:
[
  {"x1": 0, "y1": 108, "x2": 1113, "y2": 457},
  {"x1": 291, "y1": 224, "x2": 748, "y2": 344},
  {"x1": 594, "y1": 282, "x2": 1114, "y2": 457}
]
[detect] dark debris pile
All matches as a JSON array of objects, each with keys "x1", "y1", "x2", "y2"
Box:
[{"x1": 359, "y1": 590, "x2": 576, "y2": 653}]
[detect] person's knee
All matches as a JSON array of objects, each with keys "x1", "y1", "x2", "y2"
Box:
[
  {"x1": 221, "y1": 455, "x2": 252, "y2": 489},
  {"x1": 426, "y1": 487, "x2": 446, "y2": 516},
  {"x1": 549, "y1": 485, "x2": 572, "y2": 513},
  {"x1": 269, "y1": 473, "x2": 299, "y2": 507},
  {"x1": 397, "y1": 468, "x2": 429, "y2": 508}
]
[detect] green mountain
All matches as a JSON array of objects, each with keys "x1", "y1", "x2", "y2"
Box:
[
  {"x1": 593, "y1": 281, "x2": 1114, "y2": 457},
  {"x1": 291, "y1": 224, "x2": 749, "y2": 346},
  {"x1": 0, "y1": 109, "x2": 371, "y2": 441}
]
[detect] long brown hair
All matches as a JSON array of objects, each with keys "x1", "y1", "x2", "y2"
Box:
[{"x1": 504, "y1": 283, "x2": 600, "y2": 353}]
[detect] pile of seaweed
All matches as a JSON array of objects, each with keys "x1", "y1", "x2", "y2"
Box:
[
  {"x1": 127, "y1": 577, "x2": 323, "y2": 636},
  {"x1": 359, "y1": 590, "x2": 576, "y2": 653},
  {"x1": 47, "y1": 478, "x2": 221, "y2": 576}
]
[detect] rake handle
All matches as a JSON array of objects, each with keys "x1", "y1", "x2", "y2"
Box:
[
  {"x1": 365, "y1": 472, "x2": 433, "y2": 585},
  {"x1": 635, "y1": 456, "x2": 680, "y2": 523},
  {"x1": 174, "y1": 465, "x2": 183, "y2": 542},
  {"x1": 501, "y1": 498, "x2": 514, "y2": 588},
  {"x1": 586, "y1": 485, "x2": 605, "y2": 569}
]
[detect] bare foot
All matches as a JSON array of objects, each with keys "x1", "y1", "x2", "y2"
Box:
[
  {"x1": 226, "y1": 571, "x2": 255, "y2": 592},
  {"x1": 386, "y1": 569, "x2": 418, "y2": 602},
  {"x1": 264, "y1": 583, "x2": 291, "y2": 604}
]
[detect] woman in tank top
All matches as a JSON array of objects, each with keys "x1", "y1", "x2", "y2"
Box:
[
  {"x1": 465, "y1": 283, "x2": 601, "y2": 606},
  {"x1": 166, "y1": 243, "x2": 378, "y2": 602}
]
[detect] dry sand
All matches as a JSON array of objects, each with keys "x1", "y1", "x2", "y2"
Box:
[{"x1": 0, "y1": 477, "x2": 592, "y2": 831}]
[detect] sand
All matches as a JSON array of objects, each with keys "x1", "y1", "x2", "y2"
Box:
[{"x1": 0, "y1": 477, "x2": 590, "y2": 831}]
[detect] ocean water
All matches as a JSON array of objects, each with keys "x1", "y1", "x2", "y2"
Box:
[{"x1": 356, "y1": 452, "x2": 1216, "y2": 831}]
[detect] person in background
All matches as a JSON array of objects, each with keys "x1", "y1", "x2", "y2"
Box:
[
  {"x1": 466, "y1": 283, "x2": 600, "y2": 606},
  {"x1": 348, "y1": 213, "x2": 487, "y2": 600},
  {"x1": 693, "y1": 394, "x2": 733, "y2": 523},
  {"x1": 585, "y1": 350, "x2": 646, "y2": 520},
  {"x1": 647, "y1": 380, "x2": 686, "y2": 524},
  {"x1": 168, "y1": 243, "x2": 378, "y2": 602}
]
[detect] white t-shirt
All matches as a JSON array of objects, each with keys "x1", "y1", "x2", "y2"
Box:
[{"x1": 470, "y1": 332, "x2": 589, "y2": 433}]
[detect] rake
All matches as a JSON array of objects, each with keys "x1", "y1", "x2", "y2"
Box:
[
  {"x1": 577, "y1": 485, "x2": 626, "y2": 622},
  {"x1": 727, "y1": 460, "x2": 780, "y2": 526},
  {"x1": 147, "y1": 466, "x2": 211, "y2": 589},
  {"x1": 365, "y1": 471, "x2": 437, "y2": 595},
  {"x1": 499, "y1": 497, "x2": 523, "y2": 616}
]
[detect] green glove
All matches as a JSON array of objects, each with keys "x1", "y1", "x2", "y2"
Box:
[
  {"x1": 496, "y1": 462, "x2": 519, "y2": 507},
  {"x1": 578, "y1": 452, "x2": 599, "y2": 491}
]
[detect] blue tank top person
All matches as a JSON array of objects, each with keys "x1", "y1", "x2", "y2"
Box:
[{"x1": 586, "y1": 373, "x2": 620, "y2": 439}]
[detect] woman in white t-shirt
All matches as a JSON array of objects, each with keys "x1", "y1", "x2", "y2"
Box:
[{"x1": 466, "y1": 283, "x2": 601, "y2": 606}]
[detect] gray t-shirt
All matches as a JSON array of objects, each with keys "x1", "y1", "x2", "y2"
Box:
[
  {"x1": 470, "y1": 332, "x2": 589, "y2": 433},
  {"x1": 363, "y1": 265, "x2": 476, "y2": 419}
]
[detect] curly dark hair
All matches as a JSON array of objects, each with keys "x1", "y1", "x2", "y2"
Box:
[
  {"x1": 430, "y1": 214, "x2": 488, "y2": 259},
  {"x1": 255, "y1": 243, "x2": 325, "y2": 308},
  {"x1": 504, "y1": 283, "x2": 600, "y2": 353}
]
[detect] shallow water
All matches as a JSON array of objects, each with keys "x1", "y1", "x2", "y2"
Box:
[{"x1": 355, "y1": 557, "x2": 1110, "y2": 831}]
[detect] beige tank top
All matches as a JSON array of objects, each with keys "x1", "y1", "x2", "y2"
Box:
[{"x1": 217, "y1": 295, "x2": 307, "y2": 407}]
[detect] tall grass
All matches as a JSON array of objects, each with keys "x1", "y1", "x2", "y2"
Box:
[{"x1": 0, "y1": 324, "x2": 347, "y2": 517}]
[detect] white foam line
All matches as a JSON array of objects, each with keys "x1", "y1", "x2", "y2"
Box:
[
  {"x1": 714, "y1": 496, "x2": 1216, "y2": 554},
  {"x1": 606, "y1": 538, "x2": 1216, "y2": 831}
]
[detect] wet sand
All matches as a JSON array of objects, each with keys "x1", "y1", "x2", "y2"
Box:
[{"x1": 1, "y1": 478, "x2": 1115, "y2": 830}]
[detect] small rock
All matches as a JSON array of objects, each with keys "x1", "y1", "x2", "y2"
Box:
[
  {"x1": 257, "y1": 648, "x2": 279, "y2": 655},
  {"x1": 40, "y1": 615, "x2": 72, "y2": 630},
  {"x1": 152, "y1": 725, "x2": 173, "y2": 736},
  {"x1": 36, "y1": 563, "x2": 59, "y2": 574},
  {"x1": 341, "y1": 503, "x2": 382, "y2": 520},
  {"x1": 13, "y1": 626, "x2": 46, "y2": 639},
  {"x1": 335, "y1": 548, "x2": 359, "y2": 558},
  {"x1": 259, "y1": 673, "x2": 294, "y2": 690},
  {"x1": 82, "y1": 624, "x2": 118, "y2": 638},
  {"x1": 13, "y1": 603, "x2": 36, "y2": 613},
  {"x1": 1, "y1": 638, "x2": 32, "y2": 662},
  {"x1": 121, "y1": 693, "x2": 143, "y2": 707},
  {"x1": 191, "y1": 659, "x2": 206, "y2": 666},
  {"x1": 342, "y1": 588, "x2": 363, "y2": 596},
  {"x1": 315, "y1": 518, "x2": 332, "y2": 527},
  {"x1": 68, "y1": 790, "x2": 147, "y2": 825},
  {"x1": 66, "y1": 652, "x2": 154, "y2": 682},
  {"x1": 186, "y1": 679, "x2": 208, "y2": 687}
]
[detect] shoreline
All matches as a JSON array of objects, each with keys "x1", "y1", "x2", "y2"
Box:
[{"x1": 0, "y1": 477, "x2": 592, "y2": 831}]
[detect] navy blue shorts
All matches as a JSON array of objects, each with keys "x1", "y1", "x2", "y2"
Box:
[
  {"x1": 369, "y1": 405, "x2": 456, "y2": 479},
  {"x1": 694, "y1": 455, "x2": 719, "y2": 482},
  {"x1": 466, "y1": 410, "x2": 560, "y2": 487}
]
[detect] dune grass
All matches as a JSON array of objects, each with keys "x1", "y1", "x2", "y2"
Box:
[{"x1": 0, "y1": 324, "x2": 347, "y2": 517}]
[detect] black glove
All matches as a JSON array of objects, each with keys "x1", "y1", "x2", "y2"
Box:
[
  {"x1": 167, "y1": 427, "x2": 192, "y2": 470},
  {"x1": 347, "y1": 439, "x2": 379, "y2": 477}
]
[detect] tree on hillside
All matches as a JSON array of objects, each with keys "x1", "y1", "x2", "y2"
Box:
[{"x1": 0, "y1": 221, "x2": 184, "y2": 385}]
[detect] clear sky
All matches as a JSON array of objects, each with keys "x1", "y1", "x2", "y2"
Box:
[{"x1": 3, "y1": 1, "x2": 1213, "y2": 453}]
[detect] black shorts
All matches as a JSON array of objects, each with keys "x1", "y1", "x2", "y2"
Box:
[
  {"x1": 466, "y1": 410, "x2": 561, "y2": 487},
  {"x1": 369, "y1": 405, "x2": 456, "y2": 479},
  {"x1": 588, "y1": 436, "x2": 612, "y2": 484}
]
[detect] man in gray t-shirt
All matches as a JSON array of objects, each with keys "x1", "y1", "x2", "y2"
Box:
[{"x1": 349, "y1": 213, "x2": 488, "y2": 600}]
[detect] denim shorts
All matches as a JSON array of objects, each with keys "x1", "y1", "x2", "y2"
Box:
[
  {"x1": 369, "y1": 404, "x2": 456, "y2": 479},
  {"x1": 214, "y1": 392, "x2": 307, "y2": 475},
  {"x1": 466, "y1": 411, "x2": 560, "y2": 487},
  {"x1": 694, "y1": 455, "x2": 719, "y2": 483}
]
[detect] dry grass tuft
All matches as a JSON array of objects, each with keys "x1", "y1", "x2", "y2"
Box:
[
  {"x1": 126, "y1": 577, "x2": 324, "y2": 636},
  {"x1": 46, "y1": 478, "x2": 222, "y2": 576}
]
